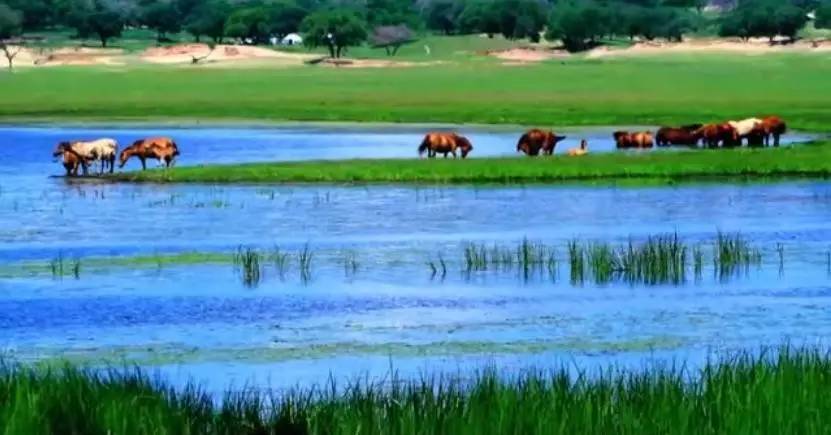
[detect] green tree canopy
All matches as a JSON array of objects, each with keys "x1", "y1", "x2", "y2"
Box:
[
  {"x1": 66, "y1": 0, "x2": 126, "y2": 47},
  {"x1": 301, "y1": 8, "x2": 367, "y2": 57}
]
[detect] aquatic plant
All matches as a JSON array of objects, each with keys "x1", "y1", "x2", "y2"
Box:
[
  {"x1": 233, "y1": 247, "x2": 261, "y2": 288},
  {"x1": 269, "y1": 246, "x2": 290, "y2": 278},
  {"x1": 298, "y1": 244, "x2": 314, "y2": 282},
  {"x1": 48, "y1": 253, "x2": 65, "y2": 279},
  {"x1": 5, "y1": 346, "x2": 831, "y2": 434},
  {"x1": 714, "y1": 232, "x2": 762, "y2": 280},
  {"x1": 341, "y1": 251, "x2": 359, "y2": 277}
]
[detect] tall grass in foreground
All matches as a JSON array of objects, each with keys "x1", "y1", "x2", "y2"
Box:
[{"x1": 5, "y1": 347, "x2": 831, "y2": 434}]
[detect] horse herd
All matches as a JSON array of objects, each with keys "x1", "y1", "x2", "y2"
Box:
[
  {"x1": 52, "y1": 116, "x2": 787, "y2": 176},
  {"x1": 53, "y1": 137, "x2": 180, "y2": 176},
  {"x1": 417, "y1": 115, "x2": 787, "y2": 159}
]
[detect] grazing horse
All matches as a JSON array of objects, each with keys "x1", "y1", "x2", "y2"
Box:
[
  {"x1": 516, "y1": 129, "x2": 567, "y2": 156},
  {"x1": 119, "y1": 137, "x2": 180, "y2": 170},
  {"x1": 567, "y1": 139, "x2": 589, "y2": 156},
  {"x1": 728, "y1": 118, "x2": 763, "y2": 145},
  {"x1": 613, "y1": 131, "x2": 654, "y2": 149},
  {"x1": 760, "y1": 116, "x2": 787, "y2": 147},
  {"x1": 52, "y1": 143, "x2": 85, "y2": 176},
  {"x1": 656, "y1": 124, "x2": 703, "y2": 147},
  {"x1": 54, "y1": 139, "x2": 118, "y2": 175},
  {"x1": 695, "y1": 123, "x2": 739, "y2": 148},
  {"x1": 418, "y1": 132, "x2": 473, "y2": 159}
]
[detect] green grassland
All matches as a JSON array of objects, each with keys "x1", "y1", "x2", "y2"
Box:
[
  {"x1": 3, "y1": 51, "x2": 831, "y2": 130},
  {"x1": 111, "y1": 141, "x2": 831, "y2": 184},
  {"x1": 4, "y1": 347, "x2": 831, "y2": 434}
]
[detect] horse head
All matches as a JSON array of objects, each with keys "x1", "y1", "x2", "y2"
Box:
[
  {"x1": 53, "y1": 141, "x2": 72, "y2": 157},
  {"x1": 118, "y1": 148, "x2": 132, "y2": 168},
  {"x1": 457, "y1": 136, "x2": 473, "y2": 159}
]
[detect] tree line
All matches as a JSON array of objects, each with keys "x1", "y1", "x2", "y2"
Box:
[{"x1": 0, "y1": 0, "x2": 830, "y2": 57}]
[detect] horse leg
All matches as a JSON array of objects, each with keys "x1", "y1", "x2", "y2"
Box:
[
  {"x1": 451, "y1": 150, "x2": 457, "y2": 159},
  {"x1": 140, "y1": 157, "x2": 147, "y2": 170},
  {"x1": 774, "y1": 134, "x2": 780, "y2": 147}
]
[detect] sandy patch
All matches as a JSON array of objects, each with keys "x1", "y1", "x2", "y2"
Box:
[
  {"x1": 486, "y1": 47, "x2": 568, "y2": 63},
  {"x1": 4, "y1": 46, "x2": 125, "y2": 67},
  {"x1": 586, "y1": 38, "x2": 831, "y2": 58},
  {"x1": 141, "y1": 43, "x2": 314, "y2": 66}
]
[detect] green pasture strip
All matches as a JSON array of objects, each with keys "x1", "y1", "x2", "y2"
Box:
[{"x1": 111, "y1": 141, "x2": 831, "y2": 185}]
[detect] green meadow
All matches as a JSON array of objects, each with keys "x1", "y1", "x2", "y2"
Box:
[
  {"x1": 4, "y1": 347, "x2": 831, "y2": 434},
  {"x1": 112, "y1": 141, "x2": 831, "y2": 184},
  {"x1": 3, "y1": 52, "x2": 831, "y2": 130}
]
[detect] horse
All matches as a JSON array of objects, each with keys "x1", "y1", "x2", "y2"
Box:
[
  {"x1": 614, "y1": 131, "x2": 654, "y2": 149},
  {"x1": 567, "y1": 139, "x2": 589, "y2": 156},
  {"x1": 418, "y1": 132, "x2": 473, "y2": 159},
  {"x1": 119, "y1": 137, "x2": 180, "y2": 170},
  {"x1": 55, "y1": 138, "x2": 118, "y2": 175},
  {"x1": 695, "y1": 123, "x2": 739, "y2": 148},
  {"x1": 760, "y1": 116, "x2": 787, "y2": 147},
  {"x1": 728, "y1": 118, "x2": 763, "y2": 145},
  {"x1": 52, "y1": 143, "x2": 85, "y2": 176},
  {"x1": 655, "y1": 124, "x2": 702, "y2": 147},
  {"x1": 516, "y1": 129, "x2": 567, "y2": 156}
]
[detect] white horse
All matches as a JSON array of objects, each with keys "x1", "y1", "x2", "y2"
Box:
[
  {"x1": 728, "y1": 118, "x2": 763, "y2": 142},
  {"x1": 66, "y1": 138, "x2": 118, "y2": 175}
]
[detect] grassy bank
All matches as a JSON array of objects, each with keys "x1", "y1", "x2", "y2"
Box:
[
  {"x1": 3, "y1": 54, "x2": 831, "y2": 129},
  {"x1": 111, "y1": 142, "x2": 831, "y2": 184},
  {"x1": 4, "y1": 347, "x2": 831, "y2": 434}
]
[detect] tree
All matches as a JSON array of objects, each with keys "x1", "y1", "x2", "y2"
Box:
[
  {"x1": 719, "y1": 0, "x2": 809, "y2": 42},
  {"x1": 142, "y1": 0, "x2": 182, "y2": 42},
  {"x1": 458, "y1": 0, "x2": 501, "y2": 36},
  {"x1": 2, "y1": 0, "x2": 55, "y2": 30},
  {"x1": 546, "y1": 0, "x2": 609, "y2": 51},
  {"x1": 370, "y1": 24, "x2": 416, "y2": 55},
  {"x1": 491, "y1": 0, "x2": 548, "y2": 41},
  {"x1": 366, "y1": 0, "x2": 420, "y2": 28},
  {"x1": 817, "y1": 1, "x2": 831, "y2": 29},
  {"x1": 269, "y1": 1, "x2": 309, "y2": 38},
  {"x1": 225, "y1": 7, "x2": 271, "y2": 44},
  {"x1": 424, "y1": 0, "x2": 462, "y2": 34},
  {"x1": 66, "y1": 0, "x2": 126, "y2": 48},
  {"x1": 0, "y1": 4, "x2": 24, "y2": 71},
  {"x1": 184, "y1": 0, "x2": 230, "y2": 42},
  {"x1": 301, "y1": 9, "x2": 367, "y2": 58}
]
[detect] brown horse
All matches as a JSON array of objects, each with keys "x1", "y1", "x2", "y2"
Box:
[
  {"x1": 516, "y1": 129, "x2": 567, "y2": 156},
  {"x1": 52, "y1": 143, "x2": 86, "y2": 176},
  {"x1": 613, "y1": 131, "x2": 654, "y2": 149},
  {"x1": 418, "y1": 132, "x2": 473, "y2": 159},
  {"x1": 760, "y1": 116, "x2": 787, "y2": 147},
  {"x1": 119, "y1": 137, "x2": 180, "y2": 170},
  {"x1": 656, "y1": 124, "x2": 702, "y2": 147},
  {"x1": 695, "y1": 123, "x2": 739, "y2": 148}
]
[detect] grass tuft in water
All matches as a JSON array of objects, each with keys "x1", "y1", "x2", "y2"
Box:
[
  {"x1": 233, "y1": 247, "x2": 262, "y2": 288},
  {"x1": 714, "y1": 232, "x2": 762, "y2": 280},
  {"x1": 298, "y1": 243, "x2": 314, "y2": 282}
]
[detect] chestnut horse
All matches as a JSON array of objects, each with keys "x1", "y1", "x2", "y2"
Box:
[
  {"x1": 516, "y1": 129, "x2": 567, "y2": 156},
  {"x1": 613, "y1": 131, "x2": 654, "y2": 149},
  {"x1": 119, "y1": 137, "x2": 180, "y2": 170},
  {"x1": 52, "y1": 143, "x2": 85, "y2": 176},
  {"x1": 655, "y1": 124, "x2": 702, "y2": 147},
  {"x1": 54, "y1": 139, "x2": 117, "y2": 175},
  {"x1": 695, "y1": 123, "x2": 739, "y2": 148},
  {"x1": 760, "y1": 116, "x2": 787, "y2": 147},
  {"x1": 418, "y1": 132, "x2": 473, "y2": 159}
]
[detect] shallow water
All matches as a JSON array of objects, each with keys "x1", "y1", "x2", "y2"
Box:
[{"x1": 0, "y1": 124, "x2": 829, "y2": 393}]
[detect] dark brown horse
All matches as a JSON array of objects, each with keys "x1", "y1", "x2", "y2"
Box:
[
  {"x1": 760, "y1": 116, "x2": 787, "y2": 147},
  {"x1": 516, "y1": 129, "x2": 567, "y2": 156},
  {"x1": 119, "y1": 137, "x2": 180, "y2": 170},
  {"x1": 695, "y1": 123, "x2": 739, "y2": 148},
  {"x1": 52, "y1": 143, "x2": 86, "y2": 176},
  {"x1": 656, "y1": 124, "x2": 702, "y2": 147},
  {"x1": 614, "y1": 131, "x2": 654, "y2": 149},
  {"x1": 418, "y1": 132, "x2": 473, "y2": 159}
]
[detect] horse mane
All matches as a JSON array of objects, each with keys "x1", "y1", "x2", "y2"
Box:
[{"x1": 131, "y1": 139, "x2": 145, "y2": 148}]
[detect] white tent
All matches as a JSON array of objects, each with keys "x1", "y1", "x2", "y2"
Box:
[{"x1": 281, "y1": 33, "x2": 303, "y2": 46}]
